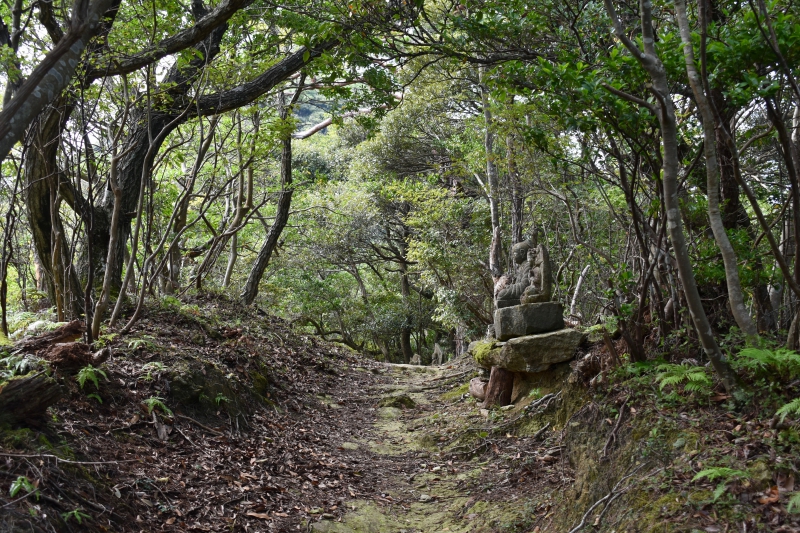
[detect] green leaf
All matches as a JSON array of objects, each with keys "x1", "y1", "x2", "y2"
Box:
[
  {"x1": 776, "y1": 398, "x2": 800, "y2": 422},
  {"x1": 788, "y1": 492, "x2": 800, "y2": 513},
  {"x1": 692, "y1": 467, "x2": 749, "y2": 483}
]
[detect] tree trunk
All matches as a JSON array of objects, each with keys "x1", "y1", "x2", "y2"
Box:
[
  {"x1": 479, "y1": 68, "x2": 503, "y2": 283},
  {"x1": 0, "y1": 0, "x2": 116, "y2": 162},
  {"x1": 25, "y1": 101, "x2": 83, "y2": 318},
  {"x1": 240, "y1": 88, "x2": 303, "y2": 305},
  {"x1": 675, "y1": 0, "x2": 758, "y2": 340},
  {"x1": 507, "y1": 134, "x2": 524, "y2": 245},
  {"x1": 605, "y1": 0, "x2": 739, "y2": 394},
  {"x1": 483, "y1": 366, "x2": 513, "y2": 408},
  {"x1": 223, "y1": 233, "x2": 238, "y2": 287}
]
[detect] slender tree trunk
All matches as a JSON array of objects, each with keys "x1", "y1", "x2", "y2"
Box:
[
  {"x1": 675, "y1": 0, "x2": 757, "y2": 339},
  {"x1": 240, "y1": 84, "x2": 304, "y2": 305},
  {"x1": 605, "y1": 0, "x2": 739, "y2": 393},
  {"x1": 507, "y1": 134, "x2": 524, "y2": 245},
  {"x1": 223, "y1": 233, "x2": 238, "y2": 287},
  {"x1": 479, "y1": 68, "x2": 503, "y2": 283}
]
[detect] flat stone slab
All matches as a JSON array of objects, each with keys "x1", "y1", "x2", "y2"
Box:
[
  {"x1": 494, "y1": 302, "x2": 564, "y2": 341},
  {"x1": 487, "y1": 328, "x2": 585, "y2": 373}
]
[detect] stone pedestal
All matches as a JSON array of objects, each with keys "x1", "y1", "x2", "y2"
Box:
[
  {"x1": 494, "y1": 302, "x2": 564, "y2": 341},
  {"x1": 492, "y1": 329, "x2": 585, "y2": 373}
]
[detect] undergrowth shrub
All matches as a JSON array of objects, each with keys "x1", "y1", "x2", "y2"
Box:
[
  {"x1": 732, "y1": 347, "x2": 800, "y2": 380},
  {"x1": 733, "y1": 347, "x2": 800, "y2": 422}
]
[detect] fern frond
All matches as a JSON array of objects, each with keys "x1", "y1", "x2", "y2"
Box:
[
  {"x1": 685, "y1": 371, "x2": 711, "y2": 383},
  {"x1": 788, "y1": 492, "x2": 800, "y2": 513},
  {"x1": 692, "y1": 467, "x2": 749, "y2": 483},
  {"x1": 776, "y1": 397, "x2": 800, "y2": 422}
]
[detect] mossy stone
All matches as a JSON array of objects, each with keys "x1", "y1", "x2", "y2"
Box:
[
  {"x1": 472, "y1": 340, "x2": 502, "y2": 369},
  {"x1": 747, "y1": 459, "x2": 772, "y2": 491},
  {"x1": 378, "y1": 394, "x2": 415, "y2": 409}
]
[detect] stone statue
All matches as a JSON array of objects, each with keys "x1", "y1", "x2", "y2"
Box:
[
  {"x1": 494, "y1": 239, "x2": 533, "y2": 309},
  {"x1": 494, "y1": 231, "x2": 553, "y2": 309},
  {"x1": 521, "y1": 239, "x2": 552, "y2": 304}
]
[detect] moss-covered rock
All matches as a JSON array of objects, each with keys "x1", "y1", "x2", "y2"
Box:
[
  {"x1": 471, "y1": 340, "x2": 502, "y2": 369},
  {"x1": 746, "y1": 459, "x2": 773, "y2": 491},
  {"x1": 378, "y1": 394, "x2": 415, "y2": 409},
  {"x1": 441, "y1": 382, "x2": 469, "y2": 401}
]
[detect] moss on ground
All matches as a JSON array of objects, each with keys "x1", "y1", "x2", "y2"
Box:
[{"x1": 441, "y1": 382, "x2": 469, "y2": 401}]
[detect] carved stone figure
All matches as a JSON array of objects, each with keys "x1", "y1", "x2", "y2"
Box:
[
  {"x1": 521, "y1": 241, "x2": 552, "y2": 304},
  {"x1": 495, "y1": 231, "x2": 553, "y2": 308},
  {"x1": 495, "y1": 239, "x2": 533, "y2": 309}
]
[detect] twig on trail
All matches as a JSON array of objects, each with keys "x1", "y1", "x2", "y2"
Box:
[
  {"x1": 0, "y1": 452, "x2": 137, "y2": 465},
  {"x1": 531, "y1": 422, "x2": 551, "y2": 441},
  {"x1": 174, "y1": 424, "x2": 197, "y2": 446},
  {"x1": 0, "y1": 491, "x2": 36, "y2": 508},
  {"x1": 378, "y1": 362, "x2": 438, "y2": 371},
  {"x1": 108, "y1": 420, "x2": 151, "y2": 431},
  {"x1": 602, "y1": 397, "x2": 628, "y2": 458},
  {"x1": 409, "y1": 381, "x2": 464, "y2": 392},
  {"x1": 495, "y1": 392, "x2": 561, "y2": 430},
  {"x1": 560, "y1": 401, "x2": 599, "y2": 439},
  {"x1": 526, "y1": 392, "x2": 561, "y2": 413},
  {"x1": 175, "y1": 414, "x2": 225, "y2": 436},
  {"x1": 567, "y1": 462, "x2": 650, "y2": 533}
]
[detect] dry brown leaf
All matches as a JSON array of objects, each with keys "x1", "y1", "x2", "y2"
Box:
[
  {"x1": 758, "y1": 487, "x2": 780, "y2": 504},
  {"x1": 246, "y1": 512, "x2": 271, "y2": 519}
]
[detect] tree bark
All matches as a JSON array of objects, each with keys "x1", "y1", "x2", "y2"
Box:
[
  {"x1": 0, "y1": 0, "x2": 116, "y2": 161},
  {"x1": 240, "y1": 88, "x2": 304, "y2": 305},
  {"x1": 0, "y1": 373, "x2": 63, "y2": 426},
  {"x1": 24, "y1": 101, "x2": 84, "y2": 318},
  {"x1": 605, "y1": 0, "x2": 739, "y2": 394},
  {"x1": 98, "y1": 43, "x2": 332, "y2": 290},
  {"x1": 675, "y1": 0, "x2": 758, "y2": 340},
  {"x1": 479, "y1": 68, "x2": 503, "y2": 283}
]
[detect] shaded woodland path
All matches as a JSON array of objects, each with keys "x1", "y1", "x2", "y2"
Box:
[
  {"x1": 0, "y1": 299, "x2": 568, "y2": 533},
  {"x1": 309, "y1": 361, "x2": 570, "y2": 533}
]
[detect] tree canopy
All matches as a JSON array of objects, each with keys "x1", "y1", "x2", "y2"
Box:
[{"x1": 1, "y1": 0, "x2": 800, "y2": 382}]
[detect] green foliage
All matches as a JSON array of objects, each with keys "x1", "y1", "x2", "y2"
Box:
[
  {"x1": 527, "y1": 388, "x2": 542, "y2": 400},
  {"x1": 692, "y1": 467, "x2": 750, "y2": 502},
  {"x1": 732, "y1": 347, "x2": 800, "y2": 379},
  {"x1": 142, "y1": 397, "x2": 173, "y2": 416},
  {"x1": 93, "y1": 333, "x2": 118, "y2": 349},
  {"x1": 655, "y1": 363, "x2": 712, "y2": 394},
  {"x1": 692, "y1": 467, "x2": 750, "y2": 483},
  {"x1": 140, "y1": 362, "x2": 166, "y2": 381},
  {"x1": 87, "y1": 393, "x2": 103, "y2": 404},
  {"x1": 788, "y1": 492, "x2": 800, "y2": 514},
  {"x1": 9, "y1": 476, "x2": 36, "y2": 498},
  {"x1": 76, "y1": 365, "x2": 107, "y2": 391},
  {"x1": 61, "y1": 509, "x2": 90, "y2": 524},
  {"x1": 6, "y1": 311, "x2": 39, "y2": 335},
  {"x1": 128, "y1": 335, "x2": 157, "y2": 351},
  {"x1": 0, "y1": 353, "x2": 41, "y2": 379},
  {"x1": 215, "y1": 393, "x2": 230, "y2": 406},
  {"x1": 775, "y1": 398, "x2": 800, "y2": 423}
]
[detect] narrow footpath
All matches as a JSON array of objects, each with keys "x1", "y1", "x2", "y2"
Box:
[{"x1": 311, "y1": 359, "x2": 571, "y2": 533}]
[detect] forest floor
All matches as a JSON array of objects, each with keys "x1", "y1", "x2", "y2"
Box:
[
  {"x1": 3, "y1": 295, "x2": 800, "y2": 532},
  {"x1": 0, "y1": 295, "x2": 565, "y2": 533}
]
